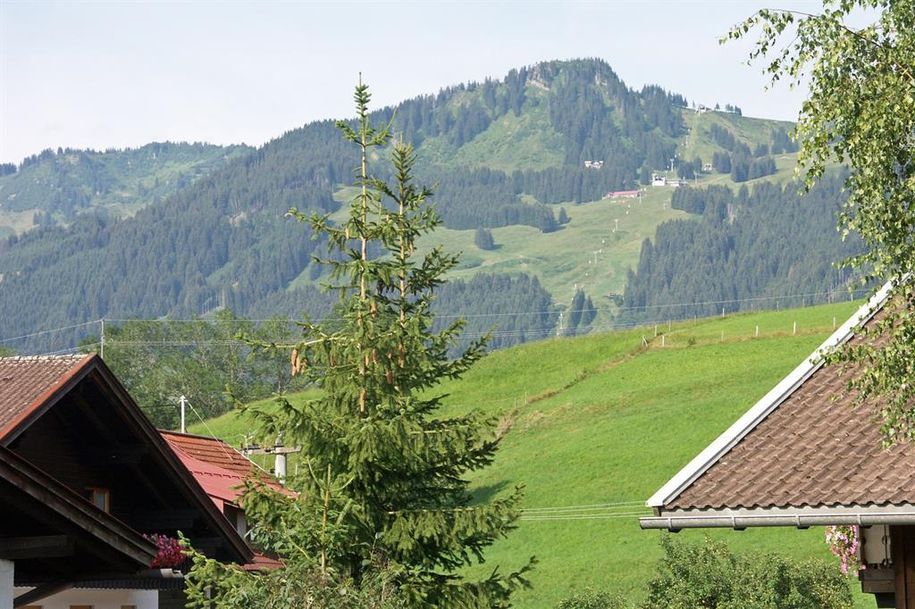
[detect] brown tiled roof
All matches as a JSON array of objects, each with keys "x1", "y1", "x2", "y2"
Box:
[
  {"x1": 0, "y1": 354, "x2": 93, "y2": 440},
  {"x1": 668, "y1": 302, "x2": 912, "y2": 511}
]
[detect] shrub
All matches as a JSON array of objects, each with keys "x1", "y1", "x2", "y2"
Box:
[
  {"x1": 556, "y1": 589, "x2": 626, "y2": 609},
  {"x1": 642, "y1": 536, "x2": 852, "y2": 609}
]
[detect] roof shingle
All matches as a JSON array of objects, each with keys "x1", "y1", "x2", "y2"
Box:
[
  {"x1": 0, "y1": 355, "x2": 92, "y2": 440},
  {"x1": 667, "y1": 302, "x2": 914, "y2": 511},
  {"x1": 160, "y1": 431, "x2": 283, "y2": 507}
]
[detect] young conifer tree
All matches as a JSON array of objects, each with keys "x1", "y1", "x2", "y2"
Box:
[{"x1": 242, "y1": 80, "x2": 532, "y2": 608}]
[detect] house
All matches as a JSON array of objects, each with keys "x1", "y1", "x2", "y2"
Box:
[
  {"x1": 160, "y1": 431, "x2": 285, "y2": 571},
  {"x1": 640, "y1": 282, "x2": 915, "y2": 608},
  {"x1": 602, "y1": 190, "x2": 640, "y2": 200},
  {"x1": 651, "y1": 174, "x2": 667, "y2": 187},
  {"x1": 584, "y1": 160, "x2": 604, "y2": 169},
  {"x1": 703, "y1": 162, "x2": 713, "y2": 172},
  {"x1": 0, "y1": 354, "x2": 253, "y2": 609}
]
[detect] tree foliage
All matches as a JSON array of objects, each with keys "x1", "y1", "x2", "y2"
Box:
[
  {"x1": 88, "y1": 311, "x2": 298, "y2": 427},
  {"x1": 190, "y1": 81, "x2": 533, "y2": 609},
  {"x1": 728, "y1": 1, "x2": 915, "y2": 443},
  {"x1": 565, "y1": 289, "x2": 597, "y2": 336},
  {"x1": 555, "y1": 589, "x2": 625, "y2": 609},
  {"x1": 551, "y1": 538, "x2": 851, "y2": 609},
  {"x1": 643, "y1": 537, "x2": 852, "y2": 609}
]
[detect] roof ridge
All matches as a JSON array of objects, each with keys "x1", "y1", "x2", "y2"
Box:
[
  {"x1": 159, "y1": 429, "x2": 235, "y2": 445},
  {"x1": 0, "y1": 354, "x2": 89, "y2": 361},
  {"x1": 0, "y1": 353, "x2": 97, "y2": 441}
]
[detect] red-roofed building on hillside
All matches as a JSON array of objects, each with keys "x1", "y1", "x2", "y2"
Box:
[
  {"x1": 641, "y1": 282, "x2": 915, "y2": 608},
  {"x1": 602, "y1": 189, "x2": 640, "y2": 200},
  {"x1": 160, "y1": 431, "x2": 286, "y2": 570},
  {"x1": 0, "y1": 354, "x2": 254, "y2": 609}
]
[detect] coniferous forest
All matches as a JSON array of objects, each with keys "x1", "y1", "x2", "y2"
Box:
[{"x1": 621, "y1": 174, "x2": 861, "y2": 322}]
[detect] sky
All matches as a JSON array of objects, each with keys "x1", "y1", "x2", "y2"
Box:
[{"x1": 0, "y1": 0, "x2": 826, "y2": 165}]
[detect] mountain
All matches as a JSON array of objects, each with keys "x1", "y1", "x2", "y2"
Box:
[
  {"x1": 0, "y1": 58, "x2": 836, "y2": 354},
  {"x1": 0, "y1": 142, "x2": 251, "y2": 237}
]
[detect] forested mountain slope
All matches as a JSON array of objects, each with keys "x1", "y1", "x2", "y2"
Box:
[
  {"x1": 621, "y1": 174, "x2": 862, "y2": 322},
  {"x1": 0, "y1": 142, "x2": 250, "y2": 237},
  {"x1": 1, "y1": 58, "x2": 836, "y2": 353}
]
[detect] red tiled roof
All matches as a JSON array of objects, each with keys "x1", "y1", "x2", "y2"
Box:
[
  {"x1": 0, "y1": 355, "x2": 93, "y2": 440},
  {"x1": 242, "y1": 552, "x2": 284, "y2": 571},
  {"x1": 160, "y1": 431, "x2": 283, "y2": 508},
  {"x1": 161, "y1": 431, "x2": 261, "y2": 476}
]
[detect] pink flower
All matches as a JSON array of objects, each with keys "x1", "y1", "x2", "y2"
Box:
[
  {"x1": 825, "y1": 525, "x2": 861, "y2": 574},
  {"x1": 144, "y1": 534, "x2": 186, "y2": 569}
]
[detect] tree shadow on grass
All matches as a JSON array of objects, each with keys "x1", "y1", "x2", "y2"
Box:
[{"x1": 470, "y1": 480, "x2": 512, "y2": 504}]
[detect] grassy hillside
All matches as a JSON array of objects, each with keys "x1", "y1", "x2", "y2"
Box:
[
  {"x1": 192, "y1": 300, "x2": 874, "y2": 609},
  {"x1": 410, "y1": 93, "x2": 804, "y2": 311},
  {"x1": 417, "y1": 86, "x2": 566, "y2": 172}
]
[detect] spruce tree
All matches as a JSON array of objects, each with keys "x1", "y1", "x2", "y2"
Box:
[
  {"x1": 474, "y1": 227, "x2": 495, "y2": 250},
  {"x1": 237, "y1": 80, "x2": 532, "y2": 608}
]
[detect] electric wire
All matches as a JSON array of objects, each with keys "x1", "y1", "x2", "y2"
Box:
[{"x1": 0, "y1": 285, "x2": 869, "y2": 349}]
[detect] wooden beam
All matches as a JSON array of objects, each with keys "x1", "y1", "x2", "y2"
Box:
[
  {"x1": 0, "y1": 536, "x2": 74, "y2": 560},
  {"x1": 14, "y1": 581, "x2": 71, "y2": 608},
  {"x1": 131, "y1": 508, "x2": 198, "y2": 530},
  {"x1": 892, "y1": 525, "x2": 915, "y2": 609}
]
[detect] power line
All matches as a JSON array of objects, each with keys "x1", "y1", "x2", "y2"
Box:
[
  {"x1": 521, "y1": 511, "x2": 649, "y2": 522},
  {"x1": 0, "y1": 320, "x2": 100, "y2": 345},
  {"x1": 522, "y1": 501, "x2": 645, "y2": 513},
  {"x1": 0, "y1": 287, "x2": 870, "y2": 351}
]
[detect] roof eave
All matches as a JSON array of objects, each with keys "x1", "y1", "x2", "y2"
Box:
[
  {"x1": 641, "y1": 503, "x2": 915, "y2": 530},
  {"x1": 646, "y1": 280, "x2": 895, "y2": 509},
  {"x1": 0, "y1": 354, "x2": 95, "y2": 444}
]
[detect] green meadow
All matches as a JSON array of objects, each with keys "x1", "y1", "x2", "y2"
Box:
[{"x1": 193, "y1": 300, "x2": 875, "y2": 608}]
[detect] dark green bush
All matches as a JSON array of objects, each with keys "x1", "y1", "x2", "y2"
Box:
[
  {"x1": 642, "y1": 536, "x2": 852, "y2": 609},
  {"x1": 556, "y1": 589, "x2": 626, "y2": 609}
]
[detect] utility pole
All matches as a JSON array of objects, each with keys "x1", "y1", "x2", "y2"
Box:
[
  {"x1": 99, "y1": 319, "x2": 106, "y2": 360},
  {"x1": 179, "y1": 395, "x2": 187, "y2": 434},
  {"x1": 241, "y1": 437, "x2": 301, "y2": 485}
]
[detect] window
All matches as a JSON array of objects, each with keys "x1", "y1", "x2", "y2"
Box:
[{"x1": 85, "y1": 487, "x2": 110, "y2": 513}]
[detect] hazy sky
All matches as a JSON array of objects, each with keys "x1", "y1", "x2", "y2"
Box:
[{"x1": 0, "y1": 1, "x2": 825, "y2": 164}]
